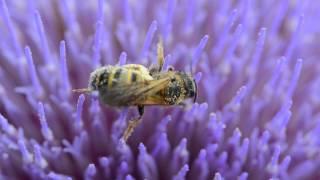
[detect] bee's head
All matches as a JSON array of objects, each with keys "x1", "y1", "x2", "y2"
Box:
[
  {"x1": 170, "y1": 72, "x2": 197, "y2": 102},
  {"x1": 175, "y1": 72, "x2": 197, "y2": 103}
]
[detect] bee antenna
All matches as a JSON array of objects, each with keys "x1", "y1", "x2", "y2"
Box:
[
  {"x1": 72, "y1": 88, "x2": 92, "y2": 93},
  {"x1": 193, "y1": 78, "x2": 198, "y2": 103},
  {"x1": 190, "y1": 64, "x2": 193, "y2": 75},
  {"x1": 189, "y1": 53, "x2": 194, "y2": 75}
]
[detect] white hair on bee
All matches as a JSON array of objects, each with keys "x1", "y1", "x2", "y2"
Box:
[{"x1": 88, "y1": 65, "x2": 114, "y2": 90}]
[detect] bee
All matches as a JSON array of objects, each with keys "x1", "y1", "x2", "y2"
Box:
[{"x1": 73, "y1": 40, "x2": 197, "y2": 141}]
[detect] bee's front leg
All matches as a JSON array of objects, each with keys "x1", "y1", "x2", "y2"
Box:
[
  {"x1": 149, "y1": 38, "x2": 164, "y2": 76},
  {"x1": 122, "y1": 105, "x2": 144, "y2": 142},
  {"x1": 157, "y1": 38, "x2": 164, "y2": 72}
]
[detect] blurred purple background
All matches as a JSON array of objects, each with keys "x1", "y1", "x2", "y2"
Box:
[{"x1": 0, "y1": 0, "x2": 320, "y2": 179}]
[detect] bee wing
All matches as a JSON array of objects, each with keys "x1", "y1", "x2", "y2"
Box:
[{"x1": 104, "y1": 76, "x2": 171, "y2": 105}]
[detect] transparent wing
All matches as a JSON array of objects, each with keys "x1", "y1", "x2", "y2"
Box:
[{"x1": 103, "y1": 76, "x2": 170, "y2": 105}]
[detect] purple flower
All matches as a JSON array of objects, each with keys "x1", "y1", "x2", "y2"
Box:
[{"x1": 0, "y1": 0, "x2": 320, "y2": 179}]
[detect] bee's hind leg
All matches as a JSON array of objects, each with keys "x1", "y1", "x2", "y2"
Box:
[
  {"x1": 138, "y1": 105, "x2": 144, "y2": 117},
  {"x1": 122, "y1": 105, "x2": 144, "y2": 142}
]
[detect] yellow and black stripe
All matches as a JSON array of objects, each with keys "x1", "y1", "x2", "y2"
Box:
[{"x1": 90, "y1": 64, "x2": 153, "y2": 91}]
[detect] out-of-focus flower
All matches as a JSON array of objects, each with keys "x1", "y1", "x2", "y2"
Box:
[{"x1": 0, "y1": 0, "x2": 320, "y2": 179}]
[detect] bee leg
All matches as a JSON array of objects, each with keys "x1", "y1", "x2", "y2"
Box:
[
  {"x1": 122, "y1": 105, "x2": 144, "y2": 142},
  {"x1": 157, "y1": 37, "x2": 164, "y2": 72},
  {"x1": 149, "y1": 38, "x2": 164, "y2": 76},
  {"x1": 138, "y1": 105, "x2": 144, "y2": 117},
  {"x1": 122, "y1": 117, "x2": 141, "y2": 142}
]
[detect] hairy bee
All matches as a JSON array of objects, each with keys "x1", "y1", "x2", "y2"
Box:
[{"x1": 73, "y1": 40, "x2": 197, "y2": 141}]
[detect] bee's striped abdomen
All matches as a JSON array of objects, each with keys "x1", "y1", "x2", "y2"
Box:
[
  {"x1": 108, "y1": 68, "x2": 123, "y2": 87},
  {"x1": 123, "y1": 64, "x2": 153, "y2": 84},
  {"x1": 125, "y1": 70, "x2": 142, "y2": 84},
  {"x1": 89, "y1": 66, "x2": 112, "y2": 90},
  {"x1": 131, "y1": 72, "x2": 137, "y2": 82},
  {"x1": 89, "y1": 64, "x2": 153, "y2": 92},
  {"x1": 104, "y1": 64, "x2": 153, "y2": 88}
]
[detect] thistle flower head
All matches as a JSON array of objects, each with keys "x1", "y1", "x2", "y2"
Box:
[{"x1": 1, "y1": 0, "x2": 320, "y2": 179}]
